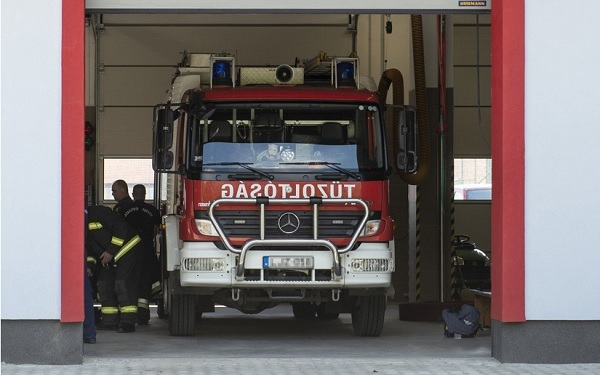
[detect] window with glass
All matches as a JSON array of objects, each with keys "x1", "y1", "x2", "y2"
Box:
[
  {"x1": 453, "y1": 158, "x2": 492, "y2": 200},
  {"x1": 103, "y1": 158, "x2": 166, "y2": 201},
  {"x1": 185, "y1": 103, "x2": 385, "y2": 179}
]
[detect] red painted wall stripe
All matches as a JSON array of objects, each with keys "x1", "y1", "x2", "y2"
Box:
[
  {"x1": 491, "y1": 0, "x2": 526, "y2": 322},
  {"x1": 61, "y1": 0, "x2": 85, "y2": 322}
]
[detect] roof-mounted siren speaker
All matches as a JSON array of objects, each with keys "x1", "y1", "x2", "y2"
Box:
[
  {"x1": 275, "y1": 64, "x2": 295, "y2": 84},
  {"x1": 210, "y1": 55, "x2": 236, "y2": 88},
  {"x1": 332, "y1": 57, "x2": 359, "y2": 88}
]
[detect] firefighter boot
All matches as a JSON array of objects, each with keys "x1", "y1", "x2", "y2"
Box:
[{"x1": 137, "y1": 298, "x2": 150, "y2": 325}]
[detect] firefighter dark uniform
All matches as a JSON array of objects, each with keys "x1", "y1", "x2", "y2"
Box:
[
  {"x1": 119, "y1": 200, "x2": 161, "y2": 324},
  {"x1": 86, "y1": 205, "x2": 141, "y2": 332},
  {"x1": 113, "y1": 195, "x2": 134, "y2": 216}
]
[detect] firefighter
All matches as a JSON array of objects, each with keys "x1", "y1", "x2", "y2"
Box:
[
  {"x1": 86, "y1": 204, "x2": 141, "y2": 333},
  {"x1": 111, "y1": 179, "x2": 134, "y2": 215},
  {"x1": 119, "y1": 184, "x2": 162, "y2": 325}
]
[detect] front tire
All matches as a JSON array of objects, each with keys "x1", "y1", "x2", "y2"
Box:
[
  {"x1": 169, "y1": 294, "x2": 196, "y2": 336},
  {"x1": 351, "y1": 295, "x2": 386, "y2": 337}
]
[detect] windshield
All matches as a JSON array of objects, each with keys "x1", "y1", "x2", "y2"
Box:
[{"x1": 187, "y1": 103, "x2": 385, "y2": 175}]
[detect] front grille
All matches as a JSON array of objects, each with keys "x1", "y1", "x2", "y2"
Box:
[
  {"x1": 212, "y1": 210, "x2": 363, "y2": 239},
  {"x1": 244, "y1": 268, "x2": 333, "y2": 282}
]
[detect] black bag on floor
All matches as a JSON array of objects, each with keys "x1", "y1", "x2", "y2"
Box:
[{"x1": 442, "y1": 304, "x2": 480, "y2": 338}]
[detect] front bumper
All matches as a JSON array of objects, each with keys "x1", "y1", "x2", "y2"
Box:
[{"x1": 179, "y1": 241, "x2": 393, "y2": 289}]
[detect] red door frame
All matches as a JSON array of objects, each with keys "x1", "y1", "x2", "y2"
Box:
[
  {"x1": 490, "y1": 0, "x2": 526, "y2": 322},
  {"x1": 61, "y1": 0, "x2": 85, "y2": 322},
  {"x1": 60, "y1": 1, "x2": 526, "y2": 323}
]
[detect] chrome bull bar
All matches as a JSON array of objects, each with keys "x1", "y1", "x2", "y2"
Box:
[{"x1": 208, "y1": 197, "x2": 370, "y2": 278}]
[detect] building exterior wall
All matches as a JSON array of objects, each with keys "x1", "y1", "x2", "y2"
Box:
[
  {"x1": 524, "y1": 0, "x2": 600, "y2": 321},
  {"x1": 1, "y1": 0, "x2": 64, "y2": 320},
  {"x1": 1, "y1": 0, "x2": 84, "y2": 365}
]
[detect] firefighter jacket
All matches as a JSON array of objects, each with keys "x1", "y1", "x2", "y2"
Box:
[
  {"x1": 86, "y1": 205, "x2": 141, "y2": 263},
  {"x1": 113, "y1": 196, "x2": 134, "y2": 216},
  {"x1": 120, "y1": 200, "x2": 161, "y2": 248}
]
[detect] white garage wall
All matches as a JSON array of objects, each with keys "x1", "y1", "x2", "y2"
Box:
[
  {"x1": 1, "y1": 0, "x2": 62, "y2": 319},
  {"x1": 525, "y1": 0, "x2": 600, "y2": 320}
]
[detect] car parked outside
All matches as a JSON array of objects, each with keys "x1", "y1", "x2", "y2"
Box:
[{"x1": 454, "y1": 184, "x2": 491, "y2": 200}]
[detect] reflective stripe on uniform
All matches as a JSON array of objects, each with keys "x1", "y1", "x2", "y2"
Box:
[
  {"x1": 88, "y1": 222, "x2": 103, "y2": 230},
  {"x1": 120, "y1": 305, "x2": 138, "y2": 314},
  {"x1": 86, "y1": 256, "x2": 97, "y2": 264},
  {"x1": 114, "y1": 235, "x2": 141, "y2": 262},
  {"x1": 111, "y1": 236, "x2": 124, "y2": 246},
  {"x1": 101, "y1": 306, "x2": 119, "y2": 315},
  {"x1": 138, "y1": 298, "x2": 149, "y2": 309}
]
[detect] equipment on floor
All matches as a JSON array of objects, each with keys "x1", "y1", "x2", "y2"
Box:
[{"x1": 442, "y1": 304, "x2": 480, "y2": 338}]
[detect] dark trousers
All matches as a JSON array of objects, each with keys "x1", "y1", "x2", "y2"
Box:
[
  {"x1": 84, "y1": 267, "x2": 96, "y2": 340},
  {"x1": 137, "y1": 243, "x2": 159, "y2": 322},
  {"x1": 97, "y1": 248, "x2": 140, "y2": 326}
]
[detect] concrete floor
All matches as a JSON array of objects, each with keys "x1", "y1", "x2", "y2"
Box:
[
  {"x1": 85, "y1": 302, "x2": 491, "y2": 360},
  {"x1": 3, "y1": 303, "x2": 600, "y2": 374}
]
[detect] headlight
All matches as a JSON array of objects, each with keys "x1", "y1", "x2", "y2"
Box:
[
  {"x1": 360, "y1": 220, "x2": 381, "y2": 237},
  {"x1": 350, "y1": 258, "x2": 390, "y2": 272},
  {"x1": 195, "y1": 219, "x2": 219, "y2": 236},
  {"x1": 182, "y1": 257, "x2": 227, "y2": 272}
]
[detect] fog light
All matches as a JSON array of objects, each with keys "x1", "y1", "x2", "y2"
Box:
[
  {"x1": 350, "y1": 258, "x2": 390, "y2": 272},
  {"x1": 195, "y1": 219, "x2": 219, "y2": 236},
  {"x1": 183, "y1": 258, "x2": 226, "y2": 271}
]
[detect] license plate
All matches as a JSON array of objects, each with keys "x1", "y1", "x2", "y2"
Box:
[{"x1": 263, "y1": 256, "x2": 314, "y2": 269}]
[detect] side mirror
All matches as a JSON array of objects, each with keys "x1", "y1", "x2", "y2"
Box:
[
  {"x1": 395, "y1": 106, "x2": 418, "y2": 174},
  {"x1": 153, "y1": 149, "x2": 174, "y2": 171},
  {"x1": 153, "y1": 107, "x2": 177, "y2": 171}
]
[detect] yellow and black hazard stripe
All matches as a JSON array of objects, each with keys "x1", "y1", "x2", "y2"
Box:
[{"x1": 415, "y1": 186, "x2": 421, "y2": 302}]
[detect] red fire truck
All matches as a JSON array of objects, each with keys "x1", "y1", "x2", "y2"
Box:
[{"x1": 153, "y1": 52, "x2": 419, "y2": 337}]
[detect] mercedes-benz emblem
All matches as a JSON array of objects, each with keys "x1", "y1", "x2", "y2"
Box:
[{"x1": 278, "y1": 212, "x2": 300, "y2": 234}]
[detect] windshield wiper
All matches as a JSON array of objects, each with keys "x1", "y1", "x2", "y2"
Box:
[
  {"x1": 280, "y1": 162, "x2": 361, "y2": 181},
  {"x1": 203, "y1": 162, "x2": 274, "y2": 180}
]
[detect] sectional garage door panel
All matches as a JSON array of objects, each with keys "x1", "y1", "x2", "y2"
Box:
[
  {"x1": 453, "y1": 66, "x2": 491, "y2": 107},
  {"x1": 101, "y1": 14, "x2": 351, "y2": 26},
  {"x1": 453, "y1": 25, "x2": 490, "y2": 66},
  {"x1": 97, "y1": 21, "x2": 353, "y2": 159},
  {"x1": 99, "y1": 67, "x2": 175, "y2": 106},
  {"x1": 100, "y1": 26, "x2": 352, "y2": 66},
  {"x1": 453, "y1": 106, "x2": 491, "y2": 158},
  {"x1": 98, "y1": 107, "x2": 154, "y2": 156}
]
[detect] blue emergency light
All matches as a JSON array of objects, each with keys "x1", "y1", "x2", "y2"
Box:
[
  {"x1": 211, "y1": 60, "x2": 233, "y2": 86},
  {"x1": 337, "y1": 62, "x2": 355, "y2": 81},
  {"x1": 333, "y1": 58, "x2": 359, "y2": 88}
]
